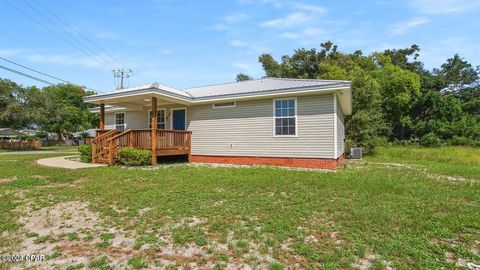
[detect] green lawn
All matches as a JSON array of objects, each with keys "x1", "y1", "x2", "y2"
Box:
[{"x1": 0, "y1": 146, "x2": 479, "y2": 269}]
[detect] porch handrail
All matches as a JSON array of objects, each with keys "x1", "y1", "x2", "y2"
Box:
[
  {"x1": 97, "y1": 129, "x2": 192, "y2": 165},
  {"x1": 93, "y1": 129, "x2": 116, "y2": 143},
  {"x1": 106, "y1": 129, "x2": 132, "y2": 142},
  {"x1": 92, "y1": 129, "x2": 119, "y2": 163}
]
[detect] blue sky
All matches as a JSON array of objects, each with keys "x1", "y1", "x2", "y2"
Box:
[{"x1": 1, "y1": 0, "x2": 479, "y2": 93}]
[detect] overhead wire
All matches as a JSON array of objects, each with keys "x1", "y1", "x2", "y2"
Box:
[
  {"x1": 0, "y1": 28, "x2": 99, "y2": 82},
  {"x1": 0, "y1": 57, "x2": 99, "y2": 92},
  {"x1": 3, "y1": 0, "x2": 113, "y2": 69},
  {"x1": 30, "y1": 0, "x2": 126, "y2": 68},
  {"x1": 0, "y1": 64, "x2": 55, "y2": 85}
]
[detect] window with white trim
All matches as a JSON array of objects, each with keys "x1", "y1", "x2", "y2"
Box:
[
  {"x1": 148, "y1": 109, "x2": 166, "y2": 129},
  {"x1": 213, "y1": 101, "x2": 236, "y2": 108},
  {"x1": 115, "y1": 113, "x2": 125, "y2": 131},
  {"x1": 274, "y1": 99, "x2": 296, "y2": 136}
]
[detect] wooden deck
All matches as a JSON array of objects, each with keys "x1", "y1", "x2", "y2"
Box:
[{"x1": 92, "y1": 129, "x2": 192, "y2": 165}]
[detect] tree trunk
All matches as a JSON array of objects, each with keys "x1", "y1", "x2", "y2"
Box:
[{"x1": 57, "y1": 132, "x2": 67, "y2": 145}]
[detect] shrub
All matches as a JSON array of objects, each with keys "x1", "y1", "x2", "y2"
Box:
[
  {"x1": 118, "y1": 147, "x2": 151, "y2": 166},
  {"x1": 78, "y1": 144, "x2": 92, "y2": 163},
  {"x1": 450, "y1": 136, "x2": 472, "y2": 146},
  {"x1": 419, "y1": 132, "x2": 443, "y2": 147}
]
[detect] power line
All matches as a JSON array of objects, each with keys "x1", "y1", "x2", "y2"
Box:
[
  {"x1": 30, "y1": 0, "x2": 126, "y2": 68},
  {"x1": 0, "y1": 57, "x2": 99, "y2": 92},
  {"x1": 0, "y1": 28, "x2": 97, "y2": 80},
  {"x1": 3, "y1": 0, "x2": 112, "y2": 69},
  {"x1": 20, "y1": 0, "x2": 118, "y2": 68},
  {"x1": 0, "y1": 64, "x2": 55, "y2": 85},
  {"x1": 0, "y1": 57, "x2": 70, "y2": 84}
]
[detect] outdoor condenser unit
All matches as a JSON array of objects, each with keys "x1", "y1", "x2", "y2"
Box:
[{"x1": 351, "y1": 148, "x2": 362, "y2": 160}]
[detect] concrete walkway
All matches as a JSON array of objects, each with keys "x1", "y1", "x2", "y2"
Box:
[{"x1": 37, "y1": 156, "x2": 107, "y2": 169}]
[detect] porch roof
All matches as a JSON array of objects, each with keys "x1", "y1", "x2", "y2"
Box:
[{"x1": 84, "y1": 78, "x2": 352, "y2": 115}]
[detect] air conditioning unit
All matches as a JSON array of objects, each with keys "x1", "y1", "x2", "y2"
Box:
[{"x1": 351, "y1": 148, "x2": 362, "y2": 160}]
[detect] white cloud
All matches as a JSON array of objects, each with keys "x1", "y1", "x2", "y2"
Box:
[
  {"x1": 260, "y1": 12, "x2": 312, "y2": 28},
  {"x1": 239, "y1": 0, "x2": 283, "y2": 8},
  {"x1": 409, "y1": 0, "x2": 480, "y2": 14},
  {"x1": 293, "y1": 3, "x2": 326, "y2": 14},
  {"x1": 25, "y1": 53, "x2": 112, "y2": 70},
  {"x1": 223, "y1": 13, "x2": 249, "y2": 24},
  {"x1": 0, "y1": 49, "x2": 23, "y2": 57},
  {"x1": 229, "y1": 40, "x2": 249, "y2": 47},
  {"x1": 278, "y1": 27, "x2": 325, "y2": 39},
  {"x1": 389, "y1": 17, "x2": 430, "y2": 35}
]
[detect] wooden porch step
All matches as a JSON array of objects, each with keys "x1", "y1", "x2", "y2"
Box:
[{"x1": 95, "y1": 158, "x2": 109, "y2": 164}]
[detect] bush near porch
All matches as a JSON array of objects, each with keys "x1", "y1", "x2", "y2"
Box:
[
  {"x1": 78, "y1": 144, "x2": 92, "y2": 163},
  {"x1": 117, "y1": 147, "x2": 151, "y2": 166}
]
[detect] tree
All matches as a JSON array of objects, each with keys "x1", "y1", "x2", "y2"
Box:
[
  {"x1": 236, "y1": 73, "x2": 253, "y2": 81},
  {"x1": 436, "y1": 54, "x2": 479, "y2": 92},
  {"x1": 257, "y1": 41, "x2": 479, "y2": 152},
  {"x1": 0, "y1": 79, "x2": 41, "y2": 129},
  {"x1": 34, "y1": 84, "x2": 95, "y2": 143},
  {"x1": 374, "y1": 63, "x2": 421, "y2": 139}
]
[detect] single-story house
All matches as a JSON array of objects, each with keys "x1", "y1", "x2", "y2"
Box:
[
  {"x1": 84, "y1": 77, "x2": 352, "y2": 169},
  {"x1": 0, "y1": 128, "x2": 23, "y2": 138}
]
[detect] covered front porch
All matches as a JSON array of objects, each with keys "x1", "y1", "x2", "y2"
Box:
[{"x1": 90, "y1": 93, "x2": 192, "y2": 165}]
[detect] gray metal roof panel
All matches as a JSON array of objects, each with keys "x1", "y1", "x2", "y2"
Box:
[
  {"x1": 84, "y1": 78, "x2": 351, "y2": 102},
  {"x1": 183, "y1": 77, "x2": 350, "y2": 98}
]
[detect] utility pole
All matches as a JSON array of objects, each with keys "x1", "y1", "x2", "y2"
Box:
[{"x1": 113, "y1": 69, "x2": 132, "y2": 90}]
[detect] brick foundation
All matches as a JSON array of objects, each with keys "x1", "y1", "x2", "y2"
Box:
[{"x1": 189, "y1": 154, "x2": 344, "y2": 169}]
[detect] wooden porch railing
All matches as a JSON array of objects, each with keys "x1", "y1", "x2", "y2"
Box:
[
  {"x1": 96, "y1": 129, "x2": 113, "y2": 137},
  {"x1": 105, "y1": 129, "x2": 192, "y2": 165},
  {"x1": 91, "y1": 129, "x2": 118, "y2": 163}
]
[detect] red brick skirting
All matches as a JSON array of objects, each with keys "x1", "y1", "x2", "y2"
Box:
[{"x1": 189, "y1": 154, "x2": 344, "y2": 169}]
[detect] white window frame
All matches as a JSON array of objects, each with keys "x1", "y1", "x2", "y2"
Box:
[
  {"x1": 147, "y1": 108, "x2": 167, "y2": 129},
  {"x1": 212, "y1": 101, "x2": 236, "y2": 109},
  {"x1": 170, "y1": 108, "x2": 187, "y2": 130},
  {"x1": 272, "y1": 97, "x2": 298, "y2": 137},
  {"x1": 114, "y1": 112, "x2": 126, "y2": 131}
]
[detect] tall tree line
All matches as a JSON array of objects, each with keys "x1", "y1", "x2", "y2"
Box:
[
  {"x1": 252, "y1": 42, "x2": 479, "y2": 153},
  {"x1": 0, "y1": 80, "x2": 98, "y2": 142}
]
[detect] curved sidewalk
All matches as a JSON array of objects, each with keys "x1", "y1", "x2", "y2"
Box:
[{"x1": 37, "y1": 156, "x2": 107, "y2": 169}]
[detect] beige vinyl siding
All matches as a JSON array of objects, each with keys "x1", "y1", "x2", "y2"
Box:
[
  {"x1": 104, "y1": 111, "x2": 144, "y2": 130},
  {"x1": 187, "y1": 94, "x2": 335, "y2": 158},
  {"x1": 104, "y1": 113, "x2": 115, "y2": 130},
  {"x1": 104, "y1": 104, "x2": 188, "y2": 130},
  {"x1": 336, "y1": 94, "x2": 345, "y2": 158}
]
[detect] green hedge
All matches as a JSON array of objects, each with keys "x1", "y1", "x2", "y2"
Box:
[
  {"x1": 78, "y1": 144, "x2": 92, "y2": 163},
  {"x1": 419, "y1": 133, "x2": 443, "y2": 147},
  {"x1": 118, "y1": 147, "x2": 151, "y2": 166}
]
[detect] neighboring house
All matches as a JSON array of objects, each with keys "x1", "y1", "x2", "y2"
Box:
[
  {"x1": 84, "y1": 77, "x2": 352, "y2": 169},
  {"x1": 0, "y1": 128, "x2": 23, "y2": 138}
]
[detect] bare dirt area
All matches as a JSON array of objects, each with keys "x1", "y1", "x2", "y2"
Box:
[
  {"x1": 0, "y1": 177, "x2": 17, "y2": 184},
  {"x1": 9, "y1": 202, "x2": 283, "y2": 269}
]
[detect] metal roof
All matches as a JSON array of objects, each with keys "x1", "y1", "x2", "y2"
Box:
[
  {"x1": 0, "y1": 128, "x2": 23, "y2": 136},
  {"x1": 84, "y1": 77, "x2": 352, "y2": 114},
  {"x1": 184, "y1": 77, "x2": 350, "y2": 98}
]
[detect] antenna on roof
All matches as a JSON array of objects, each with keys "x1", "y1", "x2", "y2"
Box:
[{"x1": 113, "y1": 69, "x2": 132, "y2": 90}]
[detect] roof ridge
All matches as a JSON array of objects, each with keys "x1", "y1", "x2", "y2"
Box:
[
  {"x1": 266, "y1": 77, "x2": 351, "y2": 83},
  {"x1": 183, "y1": 77, "x2": 268, "y2": 91}
]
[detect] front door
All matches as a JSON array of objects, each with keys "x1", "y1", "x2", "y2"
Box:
[{"x1": 172, "y1": 109, "x2": 186, "y2": 130}]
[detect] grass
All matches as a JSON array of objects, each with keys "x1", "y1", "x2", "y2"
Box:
[{"x1": 0, "y1": 146, "x2": 479, "y2": 269}]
